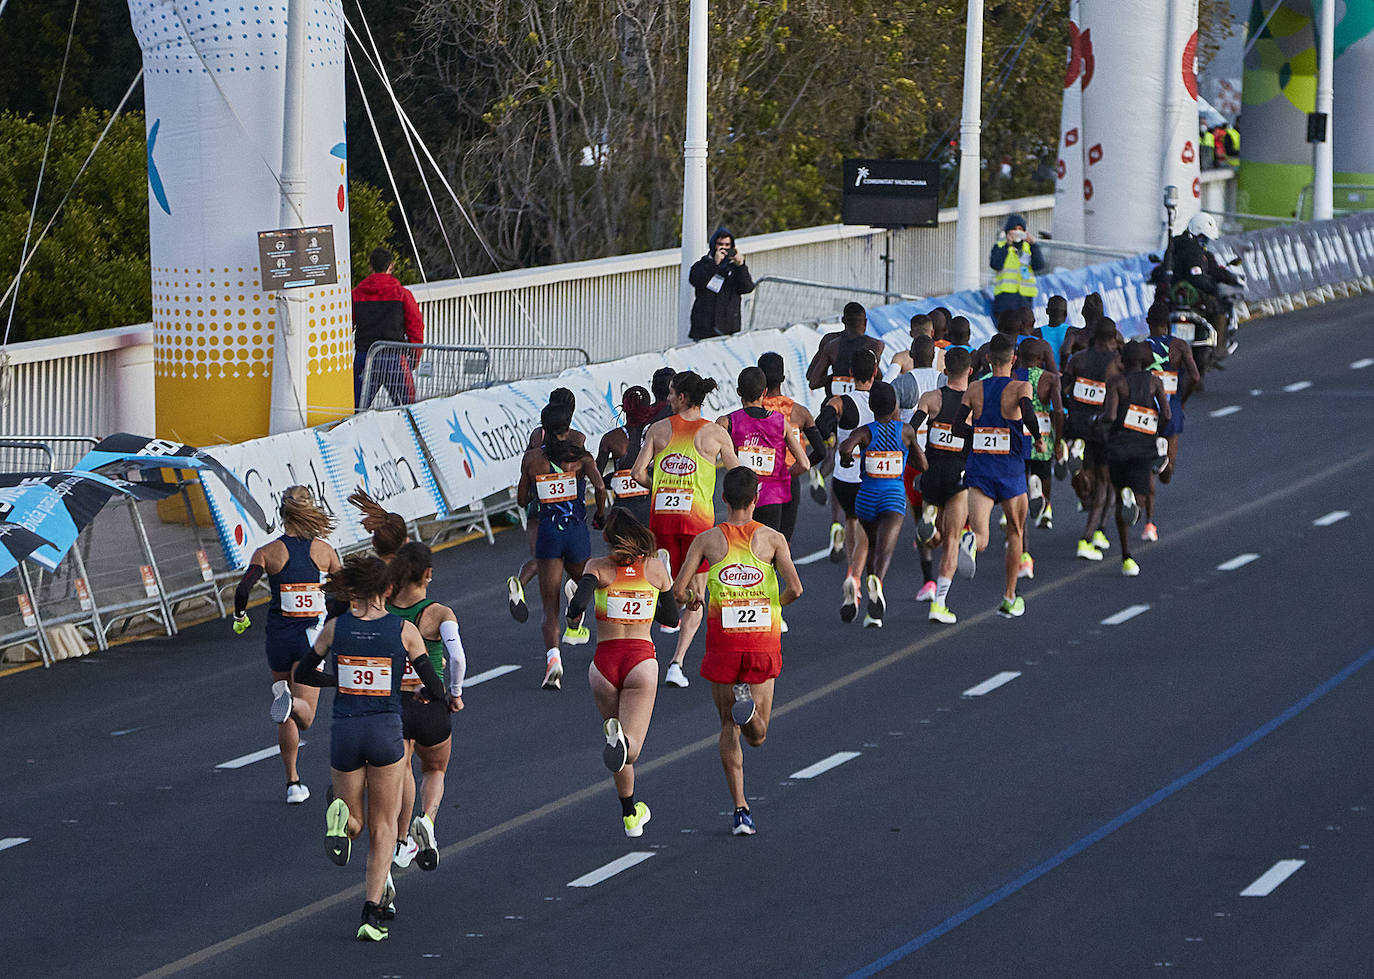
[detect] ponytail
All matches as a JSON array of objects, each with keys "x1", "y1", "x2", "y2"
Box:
[{"x1": 671, "y1": 370, "x2": 718, "y2": 408}]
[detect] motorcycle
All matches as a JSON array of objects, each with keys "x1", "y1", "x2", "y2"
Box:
[{"x1": 1145, "y1": 265, "x2": 1245, "y2": 385}]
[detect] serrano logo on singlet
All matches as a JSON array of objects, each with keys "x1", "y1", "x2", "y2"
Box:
[
  {"x1": 659, "y1": 453, "x2": 697, "y2": 476},
  {"x1": 718, "y1": 563, "x2": 764, "y2": 588}
]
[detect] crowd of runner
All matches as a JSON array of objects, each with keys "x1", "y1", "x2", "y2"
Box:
[{"x1": 231, "y1": 292, "x2": 1196, "y2": 940}]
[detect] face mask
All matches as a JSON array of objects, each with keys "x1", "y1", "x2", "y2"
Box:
[{"x1": 1007, "y1": 229, "x2": 1025, "y2": 243}]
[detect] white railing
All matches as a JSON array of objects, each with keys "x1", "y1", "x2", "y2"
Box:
[{"x1": 0, "y1": 172, "x2": 1235, "y2": 441}]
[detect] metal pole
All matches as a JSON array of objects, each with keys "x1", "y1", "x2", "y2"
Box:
[
  {"x1": 269, "y1": 0, "x2": 310, "y2": 432},
  {"x1": 1313, "y1": 0, "x2": 1335, "y2": 221},
  {"x1": 678, "y1": 0, "x2": 709, "y2": 344},
  {"x1": 954, "y1": 0, "x2": 985, "y2": 291}
]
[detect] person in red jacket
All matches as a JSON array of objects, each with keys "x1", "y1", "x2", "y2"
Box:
[{"x1": 353, "y1": 248, "x2": 425, "y2": 409}]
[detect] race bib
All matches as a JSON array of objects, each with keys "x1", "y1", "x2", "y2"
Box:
[
  {"x1": 536, "y1": 472, "x2": 577, "y2": 504},
  {"x1": 338, "y1": 655, "x2": 392, "y2": 697},
  {"x1": 1034, "y1": 411, "x2": 1051, "y2": 436},
  {"x1": 973, "y1": 427, "x2": 1011, "y2": 455},
  {"x1": 707, "y1": 274, "x2": 725, "y2": 294},
  {"x1": 739, "y1": 445, "x2": 777, "y2": 476},
  {"x1": 606, "y1": 589, "x2": 654, "y2": 623},
  {"x1": 928, "y1": 422, "x2": 965, "y2": 452},
  {"x1": 721, "y1": 598, "x2": 773, "y2": 633},
  {"x1": 831, "y1": 376, "x2": 856, "y2": 396},
  {"x1": 279, "y1": 582, "x2": 325, "y2": 618},
  {"x1": 1072, "y1": 378, "x2": 1106, "y2": 405},
  {"x1": 401, "y1": 656, "x2": 421, "y2": 691},
  {"x1": 1152, "y1": 370, "x2": 1179, "y2": 395},
  {"x1": 1124, "y1": 404, "x2": 1159, "y2": 434},
  {"x1": 654, "y1": 489, "x2": 693, "y2": 514},
  {"x1": 610, "y1": 470, "x2": 648, "y2": 498},
  {"x1": 864, "y1": 450, "x2": 903, "y2": 478}
]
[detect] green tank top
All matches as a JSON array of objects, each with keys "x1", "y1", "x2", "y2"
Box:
[
  {"x1": 1025, "y1": 365, "x2": 1054, "y2": 461},
  {"x1": 386, "y1": 598, "x2": 445, "y2": 685}
]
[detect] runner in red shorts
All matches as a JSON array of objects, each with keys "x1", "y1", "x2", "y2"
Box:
[
  {"x1": 565, "y1": 508, "x2": 679, "y2": 837},
  {"x1": 673, "y1": 467, "x2": 802, "y2": 836}
]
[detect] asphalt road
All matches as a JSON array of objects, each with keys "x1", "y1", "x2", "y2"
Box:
[{"x1": 2, "y1": 294, "x2": 1372, "y2": 978}]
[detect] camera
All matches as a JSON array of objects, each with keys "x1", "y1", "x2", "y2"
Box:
[{"x1": 725, "y1": 246, "x2": 737, "y2": 258}]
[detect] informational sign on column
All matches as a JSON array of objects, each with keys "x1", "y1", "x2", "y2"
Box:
[{"x1": 256, "y1": 227, "x2": 338, "y2": 291}]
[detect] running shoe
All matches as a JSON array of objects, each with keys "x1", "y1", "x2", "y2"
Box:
[
  {"x1": 623, "y1": 801, "x2": 652, "y2": 838},
  {"x1": 356, "y1": 903, "x2": 388, "y2": 942},
  {"x1": 326, "y1": 797, "x2": 351, "y2": 866},
  {"x1": 780, "y1": 615, "x2": 788, "y2": 634},
  {"x1": 664, "y1": 662, "x2": 690, "y2": 688},
  {"x1": 915, "y1": 580, "x2": 937, "y2": 603},
  {"x1": 957, "y1": 530, "x2": 977, "y2": 580},
  {"x1": 1091, "y1": 530, "x2": 1112, "y2": 551},
  {"x1": 732, "y1": 808, "x2": 757, "y2": 836},
  {"x1": 828, "y1": 522, "x2": 845, "y2": 563},
  {"x1": 542, "y1": 654, "x2": 563, "y2": 691},
  {"x1": 928, "y1": 601, "x2": 957, "y2": 624},
  {"x1": 506, "y1": 575, "x2": 528, "y2": 622},
  {"x1": 1053, "y1": 451, "x2": 1069, "y2": 481},
  {"x1": 563, "y1": 622, "x2": 591, "y2": 646},
  {"x1": 392, "y1": 836, "x2": 418, "y2": 870},
  {"x1": 270, "y1": 680, "x2": 293, "y2": 724},
  {"x1": 999, "y1": 511, "x2": 1007, "y2": 529},
  {"x1": 1037, "y1": 503, "x2": 1054, "y2": 530},
  {"x1": 1119, "y1": 487, "x2": 1140, "y2": 527},
  {"x1": 1017, "y1": 552, "x2": 1034, "y2": 580},
  {"x1": 380, "y1": 873, "x2": 396, "y2": 920},
  {"x1": 411, "y1": 813, "x2": 439, "y2": 872},
  {"x1": 998, "y1": 595, "x2": 1026, "y2": 618},
  {"x1": 656, "y1": 547, "x2": 672, "y2": 576},
  {"x1": 1027, "y1": 476, "x2": 1045, "y2": 523},
  {"x1": 286, "y1": 781, "x2": 310, "y2": 805},
  {"x1": 731, "y1": 683, "x2": 757, "y2": 726},
  {"x1": 603, "y1": 718, "x2": 629, "y2": 773},
  {"x1": 1076, "y1": 539, "x2": 1104, "y2": 561},
  {"x1": 1122, "y1": 557, "x2": 1141, "y2": 577},
  {"x1": 915, "y1": 504, "x2": 938, "y2": 545},
  {"x1": 563, "y1": 576, "x2": 577, "y2": 605},
  {"x1": 1067, "y1": 439, "x2": 1085, "y2": 476},
  {"x1": 866, "y1": 574, "x2": 886, "y2": 620},
  {"x1": 840, "y1": 575, "x2": 859, "y2": 623},
  {"x1": 809, "y1": 469, "x2": 828, "y2": 505},
  {"x1": 1140, "y1": 522, "x2": 1158, "y2": 542}
]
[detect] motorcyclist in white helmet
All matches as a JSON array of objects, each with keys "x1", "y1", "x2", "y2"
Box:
[{"x1": 1165, "y1": 211, "x2": 1240, "y2": 330}]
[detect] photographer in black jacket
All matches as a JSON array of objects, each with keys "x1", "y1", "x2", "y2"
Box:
[{"x1": 688, "y1": 226, "x2": 755, "y2": 340}]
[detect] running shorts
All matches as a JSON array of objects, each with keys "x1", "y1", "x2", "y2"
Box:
[
  {"x1": 1025, "y1": 458, "x2": 1052, "y2": 483},
  {"x1": 700, "y1": 644, "x2": 781, "y2": 685},
  {"x1": 1083, "y1": 435, "x2": 1108, "y2": 469},
  {"x1": 534, "y1": 514, "x2": 591, "y2": 563},
  {"x1": 855, "y1": 480, "x2": 907, "y2": 522},
  {"x1": 779, "y1": 480, "x2": 800, "y2": 542},
  {"x1": 920, "y1": 463, "x2": 967, "y2": 507},
  {"x1": 656, "y1": 531, "x2": 708, "y2": 577},
  {"x1": 964, "y1": 470, "x2": 1028, "y2": 504},
  {"x1": 833, "y1": 479, "x2": 860, "y2": 519},
  {"x1": 264, "y1": 626, "x2": 313, "y2": 674},
  {"x1": 1161, "y1": 394, "x2": 1183, "y2": 438},
  {"x1": 330, "y1": 712, "x2": 404, "y2": 772},
  {"x1": 592, "y1": 638, "x2": 657, "y2": 690},
  {"x1": 401, "y1": 692, "x2": 452, "y2": 748},
  {"x1": 1107, "y1": 456, "x2": 1154, "y2": 497},
  {"x1": 753, "y1": 503, "x2": 784, "y2": 532}
]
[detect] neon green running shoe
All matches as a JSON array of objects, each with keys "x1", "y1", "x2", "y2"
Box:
[
  {"x1": 563, "y1": 623, "x2": 591, "y2": 646},
  {"x1": 326, "y1": 797, "x2": 351, "y2": 866},
  {"x1": 356, "y1": 903, "x2": 388, "y2": 942},
  {"x1": 1091, "y1": 530, "x2": 1111, "y2": 551},
  {"x1": 623, "y1": 801, "x2": 652, "y2": 838},
  {"x1": 1122, "y1": 557, "x2": 1140, "y2": 577},
  {"x1": 928, "y1": 601, "x2": 957, "y2": 624},
  {"x1": 998, "y1": 596, "x2": 1026, "y2": 618}
]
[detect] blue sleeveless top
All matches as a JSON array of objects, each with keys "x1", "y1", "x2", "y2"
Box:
[
  {"x1": 329, "y1": 612, "x2": 408, "y2": 719},
  {"x1": 967, "y1": 376, "x2": 1028, "y2": 477},
  {"x1": 266, "y1": 535, "x2": 322, "y2": 640}
]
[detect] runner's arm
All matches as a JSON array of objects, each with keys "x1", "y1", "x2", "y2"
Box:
[
  {"x1": 837, "y1": 427, "x2": 868, "y2": 467},
  {"x1": 672, "y1": 535, "x2": 711, "y2": 606},
  {"x1": 292, "y1": 619, "x2": 337, "y2": 687},
  {"x1": 772, "y1": 536, "x2": 804, "y2": 607},
  {"x1": 516, "y1": 456, "x2": 533, "y2": 508},
  {"x1": 233, "y1": 562, "x2": 265, "y2": 618},
  {"x1": 1154, "y1": 376, "x2": 1172, "y2": 426},
  {"x1": 903, "y1": 424, "x2": 927, "y2": 474},
  {"x1": 403, "y1": 621, "x2": 448, "y2": 703},
  {"x1": 434, "y1": 608, "x2": 466, "y2": 702},
  {"x1": 631, "y1": 422, "x2": 662, "y2": 488},
  {"x1": 784, "y1": 426, "x2": 810, "y2": 475}
]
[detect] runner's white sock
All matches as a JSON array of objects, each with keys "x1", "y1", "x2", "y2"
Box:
[
  {"x1": 546, "y1": 647, "x2": 560, "y2": 663},
  {"x1": 936, "y1": 576, "x2": 952, "y2": 606}
]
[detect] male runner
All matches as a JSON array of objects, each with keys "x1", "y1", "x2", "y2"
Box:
[
  {"x1": 1062, "y1": 317, "x2": 1123, "y2": 560},
  {"x1": 1016, "y1": 339, "x2": 1065, "y2": 567},
  {"x1": 1142, "y1": 300, "x2": 1199, "y2": 541},
  {"x1": 891, "y1": 335, "x2": 943, "y2": 598},
  {"x1": 1100, "y1": 341, "x2": 1171, "y2": 575},
  {"x1": 1036, "y1": 295, "x2": 1071, "y2": 369},
  {"x1": 673, "y1": 467, "x2": 802, "y2": 836}
]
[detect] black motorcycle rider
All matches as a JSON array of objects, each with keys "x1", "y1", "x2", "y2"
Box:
[{"x1": 1160, "y1": 212, "x2": 1240, "y2": 338}]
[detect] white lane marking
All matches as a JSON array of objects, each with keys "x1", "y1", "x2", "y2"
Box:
[
  {"x1": 962, "y1": 671, "x2": 1022, "y2": 697},
  {"x1": 464, "y1": 664, "x2": 521, "y2": 686},
  {"x1": 215, "y1": 742, "x2": 304, "y2": 770},
  {"x1": 794, "y1": 547, "x2": 832, "y2": 566},
  {"x1": 0, "y1": 838, "x2": 30, "y2": 852},
  {"x1": 1102, "y1": 604, "x2": 1151, "y2": 626},
  {"x1": 110, "y1": 727, "x2": 144, "y2": 737},
  {"x1": 1240, "y1": 859, "x2": 1305, "y2": 897},
  {"x1": 1249, "y1": 389, "x2": 1263, "y2": 396},
  {"x1": 567, "y1": 851, "x2": 655, "y2": 887},
  {"x1": 1283, "y1": 380, "x2": 1312, "y2": 393},
  {"x1": 1209, "y1": 405, "x2": 1242, "y2": 418},
  {"x1": 1217, "y1": 553, "x2": 1260, "y2": 572},
  {"x1": 1313, "y1": 510, "x2": 1350, "y2": 527},
  {"x1": 789, "y1": 751, "x2": 862, "y2": 780},
  {"x1": 1351, "y1": 358, "x2": 1374, "y2": 369}
]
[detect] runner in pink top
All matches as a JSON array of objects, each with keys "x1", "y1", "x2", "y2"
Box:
[{"x1": 717, "y1": 366, "x2": 809, "y2": 532}]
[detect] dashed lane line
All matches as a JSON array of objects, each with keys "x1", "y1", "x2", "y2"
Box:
[
  {"x1": 0, "y1": 838, "x2": 30, "y2": 853},
  {"x1": 1283, "y1": 380, "x2": 1313, "y2": 392},
  {"x1": 789, "y1": 751, "x2": 862, "y2": 780},
  {"x1": 465, "y1": 665, "x2": 522, "y2": 686},
  {"x1": 1217, "y1": 553, "x2": 1260, "y2": 572},
  {"x1": 215, "y1": 743, "x2": 302, "y2": 770},
  {"x1": 567, "y1": 852, "x2": 654, "y2": 888},
  {"x1": 1351, "y1": 358, "x2": 1373, "y2": 370},
  {"x1": 795, "y1": 547, "x2": 833, "y2": 566},
  {"x1": 1101, "y1": 605, "x2": 1151, "y2": 626},
  {"x1": 1240, "y1": 859, "x2": 1305, "y2": 897},
  {"x1": 961, "y1": 672, "x2": 1022, "y2": 698},
  {"x1": 1313, "y1": 510, "x2": 1350, "y2": 527},
  {"x1": 1209, "y1": 405, "x2": 1242, "y2": 418}
]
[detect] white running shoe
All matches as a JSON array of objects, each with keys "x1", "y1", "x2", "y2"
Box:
[
  {"x1": 840, "y1": 574, "x2": 859, "y2": 622},
  {"x1": 285, "y1": 781, "x2": 310, "y2": 805},
  {"x1": 603, "y1": 718, "x2": 629, "y2": 773},
  {"x1": 410, "y1": 813, "x2": 439, "y2": 872},
  {"x1": 865, "y1": 573, "x2": 886, "y2": 621},
  {"x1": 270, "y1": 680, "x2": 293, "y2": 724},
  {"x1": 957, "y1": 530, "x2": 977, "y2": 580},
  {"x1": 1119, "y1": 487, "x2": 1140, "y2": 527},
  {"x1": 393, "y1": 836, "x2": 418, "y2": 870},
  {"x1": 730, "y1": 683, "x2": 756, "y2": 726},
  {"x1": 542, "y1": 654, "x2": 563, "y2": 691},
  {"x1": 656, "y1": 547, "x2": 672, "y2": 576},
  {"x1": 664, "y1": 662, "x2": 689, "y2": 688}
]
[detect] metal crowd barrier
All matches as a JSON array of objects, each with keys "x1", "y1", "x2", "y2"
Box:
[
  {"x1": 746, "y1": 277, "x2": 924, "y2": 332},
  {"x1": 357, "y1": 341, "x2": 592, "y2": 411}
]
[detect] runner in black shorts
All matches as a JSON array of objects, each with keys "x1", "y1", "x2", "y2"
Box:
[
  {"x1": 1062, "y1": 318, "x2": 1122, "y2": 561},
  {"x1": 386, "y1": 542, "x2": 465, "y2": 874},
  {"x1": 1101, "y1": 341, "x2": 1170, "y2": 577}
]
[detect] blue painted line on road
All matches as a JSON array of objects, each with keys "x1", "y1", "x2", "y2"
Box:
[{"x1": 845, "y1": 646, "x2": 1374, "y2": 978}]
